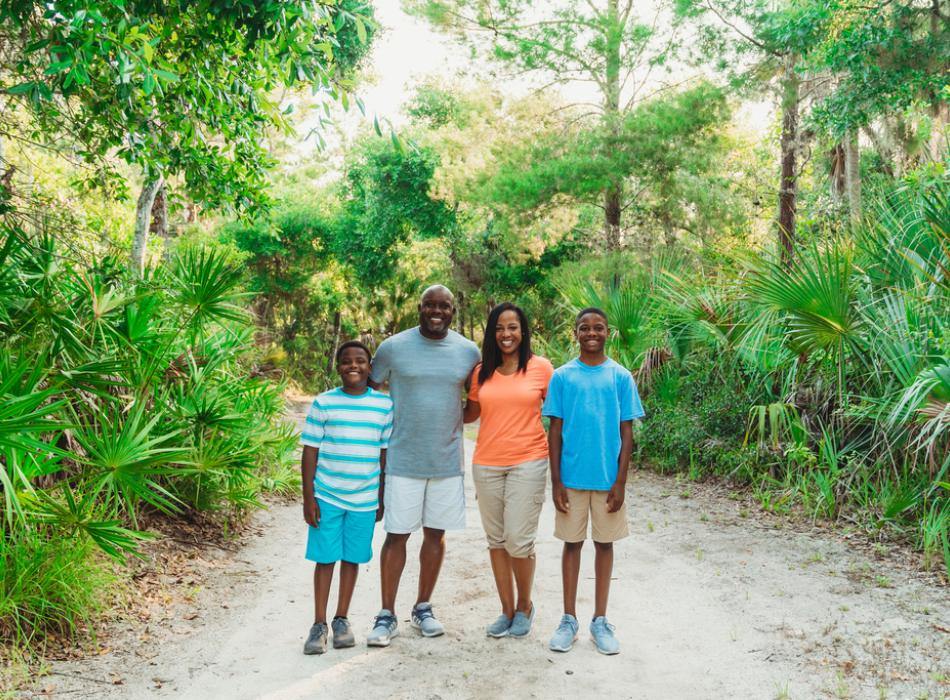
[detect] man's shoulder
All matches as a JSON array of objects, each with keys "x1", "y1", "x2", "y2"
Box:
[
  {"x1": 378, "y1": 327, "x2": 418, "y2": 349},
  {"x1": 446, "y1": 329, "x2": 479, "y2": 351}
]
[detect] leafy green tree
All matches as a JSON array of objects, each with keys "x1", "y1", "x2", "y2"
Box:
[
  {"x1": 0, "y1": 0, "x2": 375, "y2": 275},
  {"x1": 409, "y1": 0, "x2": 684, "y2": 249}
]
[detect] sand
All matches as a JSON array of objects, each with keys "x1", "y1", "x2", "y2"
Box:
[{"x1": 28, "y1": 404, "x2": 949, "y2": 700}]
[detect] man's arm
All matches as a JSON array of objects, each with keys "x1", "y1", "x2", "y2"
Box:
[
  {"x1": 548, "y1": 417, "x2": 569, "y2": 513},
  {"x1": 301, "y1": 445, "x2": 320, "y2": 527},
  {"x1": 607, "y1": 420, "x2": 633, "y2": 513},
  {"x1": 376, "y1": 448, "x2": 387, "y2": 522}
]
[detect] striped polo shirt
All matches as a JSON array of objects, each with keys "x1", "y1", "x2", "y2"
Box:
[{"x1": 300, "y1": 387, "x2": 394, "y2": 512}]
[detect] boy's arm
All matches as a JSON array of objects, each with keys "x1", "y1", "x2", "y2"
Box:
[
  {"x1": 376, "y1": 449, "x2": 387, "y2": 522},
  {"x1": 548, "y1": 417, "x2": 569, "y2": 513},
  {"x1": 301, "y1": 445, "x2": 320, "y2": 527},
  {"x1": 607, "y1": 420, "x2": 634, "y2": 513}
]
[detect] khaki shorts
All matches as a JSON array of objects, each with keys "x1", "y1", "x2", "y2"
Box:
[
  {"x1": 554, "y1": 488, "x2": 629, "y2": 543},
  {"x1": 472, "y1": 458, "x2": 547, "y2": 558}
]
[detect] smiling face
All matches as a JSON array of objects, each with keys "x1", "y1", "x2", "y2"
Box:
[
  {"x1": 336, "y1": 345, "x2": 371, "y2": 391},
  {"x1": 575, "y1": 311, "x2": 608, "y2": 355},
  {"x1": 495, "y1": 309, "x2": 522, "y2": 358},
  {"x1": 418, "y1": 287, "x2": 455, "y2": 339}
]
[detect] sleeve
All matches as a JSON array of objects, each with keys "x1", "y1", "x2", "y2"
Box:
[
  {"x1": 619, "y1": 369, "x2": 645, "y2": 421},
  {"x1": 300, "y1": 398, "x2": 326, "y2": 448},
  {"x1": 538, "y1": 358, "x2": 555, "y2": 400},
  {"x1": 541, "y1": 371, "x2": 563, "y2": 418},
  {"x1": 370, "y1": 338, "x2": 392, "y2": 384},
  {"x1": 380, "y1": 400, "x2": 394, "y2": 448},
  {"x1": 468, "y1": 364, "x2": 481, "y2": 402}
]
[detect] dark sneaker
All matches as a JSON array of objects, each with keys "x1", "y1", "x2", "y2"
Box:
[
  {"x1": 303, "y1": 622, "x2": 328, "y2": 655},
  {"x1": 410, "y1": 602, "x2": 445, "y2": 637},
  {"x1": 331, "y1": 616, "x2": 355, "y2": 649},
  {"x1": 367, "y1": 609, "x2": 399, "y2": 647},
  {"x1": 549, "y1": 614, "x2": 579, "y2": 652},
  {"x1": 590, "y1": 616, "x2": 620, "y2": 655},
  {"x1": 508, "y1": 604, "x2": 535, "y2": 638},
  {"x1": 486, "y1": 613, "x2": 511, "y2": 638}
]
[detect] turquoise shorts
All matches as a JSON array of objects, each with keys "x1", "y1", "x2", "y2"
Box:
[{"x1": 305, "y1": 497, "x2": 376, "y2": 564}]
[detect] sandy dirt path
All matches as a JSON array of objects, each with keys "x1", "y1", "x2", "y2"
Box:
[{"x1": 30, "y1": 403, "x2": 949, "y2": 700}]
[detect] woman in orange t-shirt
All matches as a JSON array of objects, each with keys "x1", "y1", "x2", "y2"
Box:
[{"x1": 463, "y1": 302, "x2": 554, "y2": 639}]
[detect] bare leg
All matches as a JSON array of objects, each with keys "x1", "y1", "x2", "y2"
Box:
[
  {"x1": 314, "y1": 562, "x2": 335, "y2": 624},
  {"x1": 593, "y1": 541, "x2": 614, "y2": 618},
  {"x1": 510, "y1": 554, "x2": 536, "y2": 614},
  {"x1": 488, "y1": 548, "x2": 515, "y2": 617},
  {"x1": 335, "y1": 561, "x2": 359, "y2": 619},
  {"x1": 416, "y1": 527, "x2": 445, "y2": 605},
  {"x1": 561, "y1": 541, "x2": 583, "y2": 618},
  {"x1": 380, "y1": 533, "x2": 410, "y2": 613}
]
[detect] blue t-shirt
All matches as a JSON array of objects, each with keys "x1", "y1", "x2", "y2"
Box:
[{"x1": 542, "y1": 357, "x2": 645, "y2": 490}]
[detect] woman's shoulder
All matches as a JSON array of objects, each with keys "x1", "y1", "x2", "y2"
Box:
[{"x1": 529, "y1": 354, "x2": 555, "y2": 373}]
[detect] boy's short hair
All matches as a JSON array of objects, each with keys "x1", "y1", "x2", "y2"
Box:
[
  {"x1": 575, "y1": 307, "x2": 608, "y2": 325},
  {"x1": 335, "y1": 340, "x2": 372, "y2": 363}
]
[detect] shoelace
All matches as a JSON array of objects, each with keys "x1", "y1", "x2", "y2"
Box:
[
  {"x1": 414, "y1": 607, "x2": 435, "y2": 621},
  {"x1": 374, "y1": 614, "x2": 396, "y2": 628}
]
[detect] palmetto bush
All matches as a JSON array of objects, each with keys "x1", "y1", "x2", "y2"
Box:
[
  {"x1": 0, "y1": 221, "x2": 296, "y2": 647},
  {"x1": 554, "y1": 177, "x2": 950, "y2": 575}
]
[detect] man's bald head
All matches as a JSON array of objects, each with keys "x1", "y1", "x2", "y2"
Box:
[
  {"x1": 418, "y1": 284, "x2": 455, "y2": 339},
  {"x1": 421, "y1": 284, "x2": 455, "y2": 304}
]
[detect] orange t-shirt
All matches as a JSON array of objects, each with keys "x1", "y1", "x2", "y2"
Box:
[{"x1": 469, "y1": 355, "x2": 555, "y2": 467}]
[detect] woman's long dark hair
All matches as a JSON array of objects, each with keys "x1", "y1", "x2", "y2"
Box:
[{"x1": 478, "y1": 302, "x2": 533, "y2": 385}]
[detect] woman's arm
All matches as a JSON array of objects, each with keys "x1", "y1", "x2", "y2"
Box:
[{"x1": 463, "y1": 398, "x2": 481, "y2": 423}]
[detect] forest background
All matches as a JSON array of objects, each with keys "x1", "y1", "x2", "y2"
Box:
[{"x1": 0, "y1": 0, "x2": 948, "y2": 675}]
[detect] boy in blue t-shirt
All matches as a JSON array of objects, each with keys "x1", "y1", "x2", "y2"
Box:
[
  {"x1": 300, "y1": 340, "x2": 394, "y2": 655},
  {"x1": 542, "y1": 307, "x2": 645, "y2": 655}
]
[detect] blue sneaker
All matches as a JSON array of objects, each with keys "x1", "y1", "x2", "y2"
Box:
[
  {"x1": 590, "y1": 616, "x2": 620, "y2": 655},
  {"x1": 303, "y1": 622, "x2": 327, "y2": 655},
  {"x1": 411, "y1": 602, "x2": 445, "y2": 637},
  {"x1": 548, "y1": 613, "x2": 579, "y2": 652},
  {"x1": 486, "y1": 613, "x2": 511, "y2": 638},
  {"x1": 366, "y1": 609, "x2": 399, "y2": 647},
  {"x1": 508, "y1": 604, "x2": 535, "y2": 638}
]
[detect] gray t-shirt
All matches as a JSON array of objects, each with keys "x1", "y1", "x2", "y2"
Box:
[{"x1": 370, "y1": 327, "x2": 480, "y2": 478}]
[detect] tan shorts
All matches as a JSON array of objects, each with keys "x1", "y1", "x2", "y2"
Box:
[
  {"x1": 472, "y1": 458, "x2": 547, "y2": 558},
  {"x1": 554, "y1": 488, "x2": 629, "y2": 543}
]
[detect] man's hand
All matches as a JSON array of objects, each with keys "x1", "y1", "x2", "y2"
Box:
[
  {"x1": 606, "y1": 481, "x2": 625, "y2": 513},
  {"x1": 376, "y1": 504, "x2": 385, "y2": 522},
  {"x1": 304, "y1": 498, "x2": 320, "y2": 528},
  {"x1": 552, "y1": 481, "x2": 570, "y2": 514}
]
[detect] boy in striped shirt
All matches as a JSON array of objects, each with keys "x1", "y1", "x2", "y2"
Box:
[{"x1": 300, "y1": 340, "x2": 394, "y2": 655}]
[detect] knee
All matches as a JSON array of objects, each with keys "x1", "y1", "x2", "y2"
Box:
[
  {"x1": 384, "y1": 533, "x2": 410, "y2": 549},
  {"x1": 422, "y1": 527, "x2": 445, "y2": 543},
  {"x1": 564, "y1": 541, "x2": 584, "y2": 553},
  {"x1": 505, "y1": 540, "x2": 535, "y2": 559},
  {"x1": 593, "y1": 541, "x2": 613, "y2": 552}
]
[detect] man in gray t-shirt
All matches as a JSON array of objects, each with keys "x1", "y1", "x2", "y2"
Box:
[{"x1": 365, "y1": 285, "x2": 480, "y2": 647}]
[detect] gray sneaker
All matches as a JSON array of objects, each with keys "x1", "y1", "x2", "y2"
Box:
[
  {"x1": 303, "y1": 622, "x2": 327, "y2": 655},
  {"x1": 508, "y1": 604, "x2": 535, "y2": 638},
  {"x1": 331, "y1": 616, "x2": 355, "y2": 649},
  {"x1": 549, "y1": 614, "x2": 579, "y2": 652},
  {"x1": 411, "y1": 602, "x2": 445, "y2": 637},
  {"x1": 486, "y1": 613, "x2": 511, "y2": 638},
  {"x1": 367, "y1": 609, "x2": 399, "y2": 647}
]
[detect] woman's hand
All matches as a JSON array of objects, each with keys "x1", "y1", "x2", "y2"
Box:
[{"x1": 304, "y1": 498, "x2": 320, "y2": 528}]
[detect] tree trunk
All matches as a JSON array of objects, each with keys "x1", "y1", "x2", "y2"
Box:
[
  {"x1": 777, "y1": 56, "x2": 800, "y2": 266},
  {"x1": 930, "y1": 99, "x2": 948, "y2": 163},
  {"x1": 326, "y1": 311, "x2": 342, "y2": 376},
  {"x1": 602, "y1": 0, "x2": 623, "y2": 251},
  {"x1": 130, "y1": 175, "x2": 165, "y2": 278},
  {"x1": 844, "y1": 130, "x2": 862, "y2": 225},
  {"x1": 829, "y1": 143, "x2": 846, "y2": 203},
  {"x1": 862, "y1": 123, "x2": 896, "y2": 178},
  {"x1": 149, "y1": 182, "x2": 171, "y2": 259}
]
